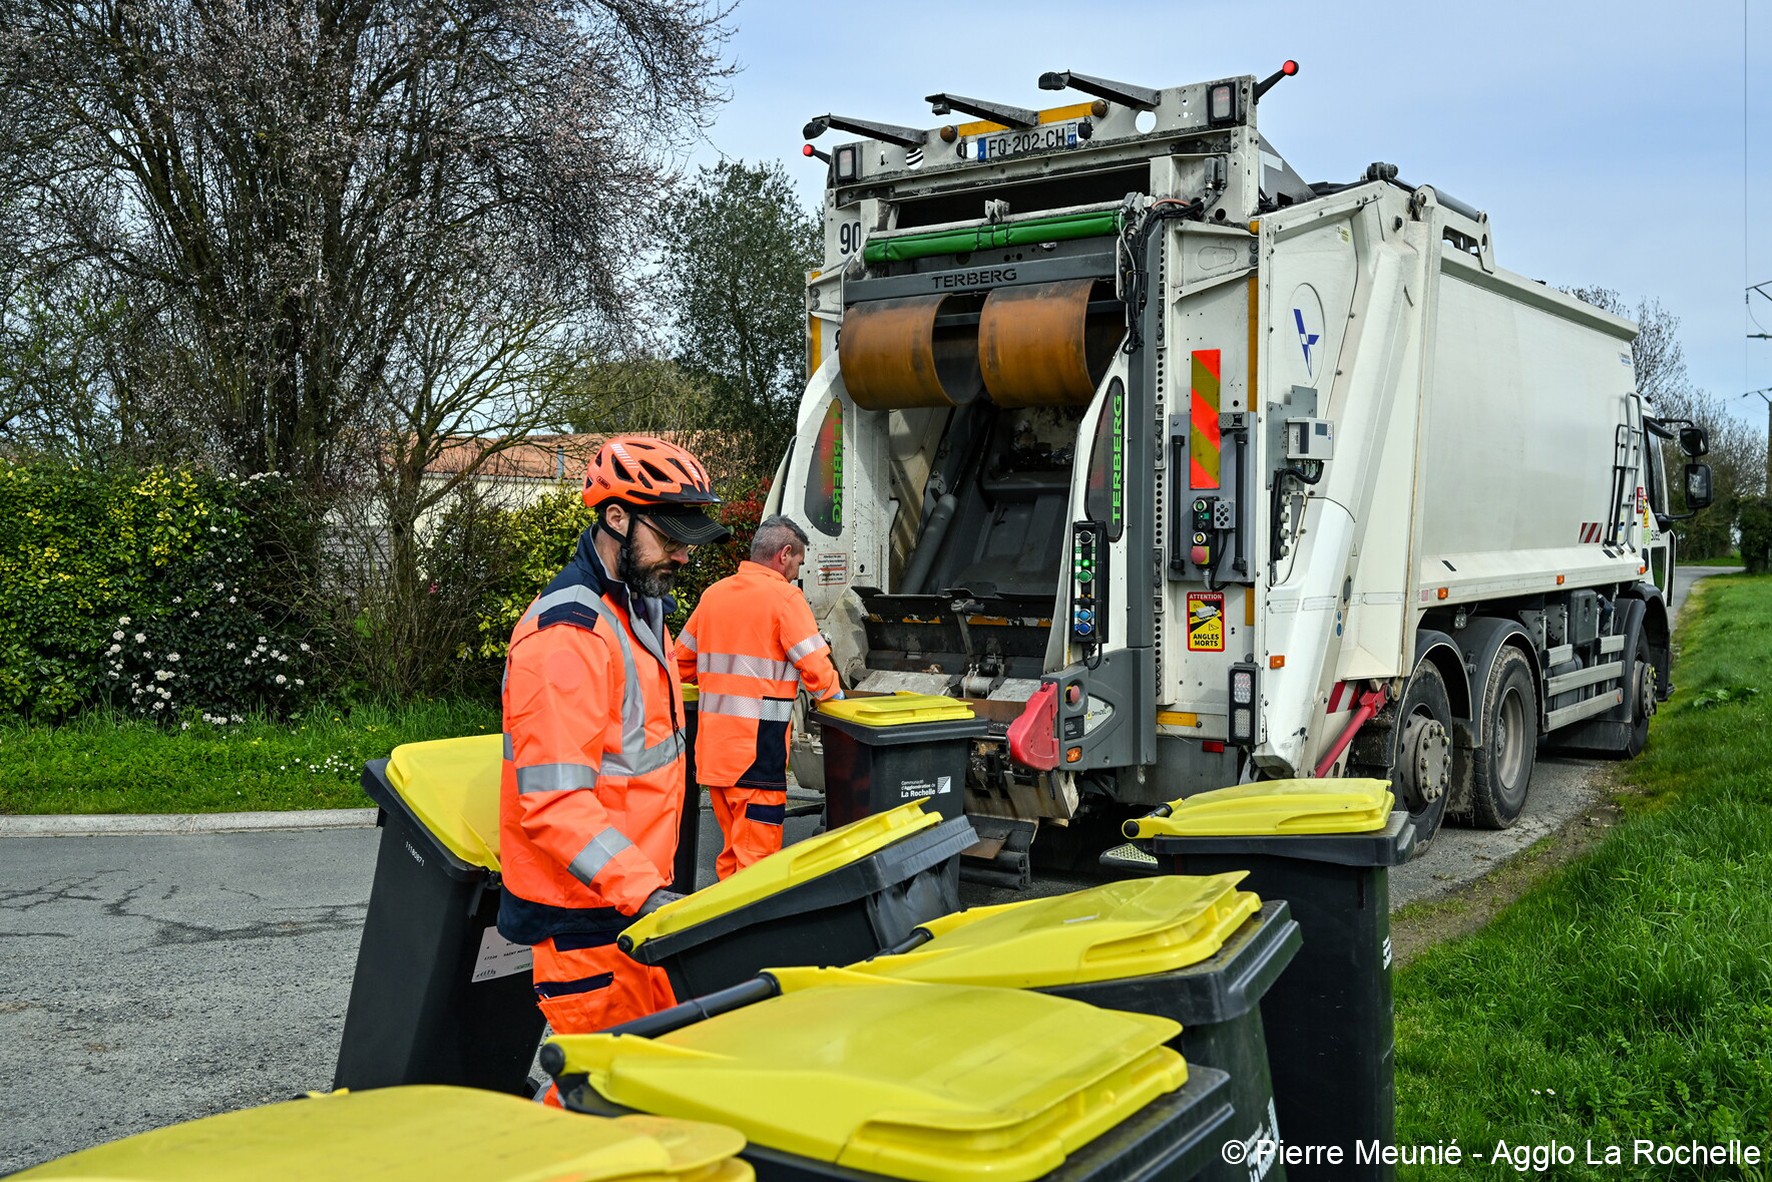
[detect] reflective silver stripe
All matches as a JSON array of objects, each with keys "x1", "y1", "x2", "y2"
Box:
[
  {"x1": 679, "y1": 631, "x2": 698, "y2": 653},
  {"x1": 601, "y1": 619, "x2": 686, "y2": 778},
  {"x1": 606, "y1": 619, "x2": 651, "y2": 762},
  {"x1": 515, "y1": 761, "x2": 600, "y2": 794},
  {"x1": 699, "y1": 693, "x2": 795, "y2": 722},
  {"x1": 567, "y1": 828, "x2": 635, "y2": 887},
  {"x1": 502, "y1": 732, "x2": 514, "y2": 760},
  {"x1": 784, "y1": 633, "x2": 828, "y2": 663},
  {"x1": 701, "y1": 652, "x2": 798, "y2": 683},
  {"x1": 605, "y1": 730, "x2": 686, "y2": 777},
  {"x1": 521, "y1": 585, "x2": 602, "y2": 625}
]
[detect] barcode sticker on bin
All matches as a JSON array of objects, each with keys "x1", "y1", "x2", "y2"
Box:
[{"x1": 471, "y1": 925, "x2": 533, "y2": 982}]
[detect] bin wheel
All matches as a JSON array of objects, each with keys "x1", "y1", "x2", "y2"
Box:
[
  {"x1": 1469, "y1": 646, "x2": 1537, "y2": 830},
  {"x1": 1388, "y1": 659, "x2": 1452, "y2": 851}
]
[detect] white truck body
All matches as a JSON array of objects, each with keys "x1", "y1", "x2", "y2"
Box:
[{"x1": 771, "y1": 71, "x2": 1703, "y2": 848}]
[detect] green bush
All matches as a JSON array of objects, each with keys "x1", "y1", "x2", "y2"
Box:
[
  {"x1": 1737, "y1": 496, "x2": 1772, "y2": 575},
  {"x1": 0, "y1": 460, "x2": 321, "y2": 722}
]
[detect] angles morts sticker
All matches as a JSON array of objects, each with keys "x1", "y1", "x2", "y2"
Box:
[{"x1": 1186, "y1": 591, "x2": 1225, "y2": 652}]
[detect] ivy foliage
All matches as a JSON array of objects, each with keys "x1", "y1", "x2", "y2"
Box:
[{"x1": 0, "y1": 460, "x2": 321, "y2": 721}]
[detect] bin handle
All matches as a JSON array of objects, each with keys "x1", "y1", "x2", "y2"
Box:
[
  {"x1": 598, "y1": 972, "x2": 781, "y2": 1041},
  {"x1": 1122, "y1": 803, "x2": 1173, "y2": 840}
]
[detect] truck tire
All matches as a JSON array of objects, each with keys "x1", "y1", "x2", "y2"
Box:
[
  {"x1": 1384, "y1": 659, "x2": 1453, "y2": 852},
  {"x1": 1618, "y1": 626, "x2": 1655, "y2": 759},
  {"x1": 1469, "y1": 647, "x2": 1537, "y2": 830}
]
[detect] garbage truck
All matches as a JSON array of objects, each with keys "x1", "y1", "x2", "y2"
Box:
[{"x1": 770, "y1": 64, "x2": 1713, "y2": 857}]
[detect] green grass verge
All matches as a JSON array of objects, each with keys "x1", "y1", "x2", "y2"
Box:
[
  {"x1": 0, "y1": 698, "x2": 500, "y2": 813},
  {"x1": 1395, "y1": 573, "x2": 1772, "y2": 1179}
]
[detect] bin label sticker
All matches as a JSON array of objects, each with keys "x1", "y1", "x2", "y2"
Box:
[
  {"x1": 472, "y1": 925, "x2": 533, "y2": 982},
  {"x1": 897, "y1": 775, "x2": 952, "y2": 801},
  {"x1": 1186, "y1": 591, "x2": 1225, "y2": 652},
  {"x1": 816, "y1": 552, "x2": 849, "y2": 586}
]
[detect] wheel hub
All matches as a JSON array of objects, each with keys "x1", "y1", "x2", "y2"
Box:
[
  {"x1": 1399, "y1": 713, "x2": 1452, "y2": 804},
  {"x1": 1636, "y1": 661, "x2": 1657, "y2": 723}
]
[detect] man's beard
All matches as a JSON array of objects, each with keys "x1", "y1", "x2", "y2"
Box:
[{"x1": 619, "y1": 532, "x2": 677, "y2": 599}]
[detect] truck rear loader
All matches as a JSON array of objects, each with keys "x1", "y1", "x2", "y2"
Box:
[{"x1": 768, "y1": 64, "x2": 1713, "y2": 860}]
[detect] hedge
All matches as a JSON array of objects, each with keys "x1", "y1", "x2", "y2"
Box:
[{"x1": 0, "y1": 461, "x2": 321, "y2": 722}]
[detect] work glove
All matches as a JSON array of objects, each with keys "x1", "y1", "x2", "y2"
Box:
[{"x1": 636, "y1": 887, "x2": 686, "y2": 917}]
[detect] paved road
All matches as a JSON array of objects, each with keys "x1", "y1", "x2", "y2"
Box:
[{"x1": 0, "y1": 565, "x2": 1730, "y2": 1173}]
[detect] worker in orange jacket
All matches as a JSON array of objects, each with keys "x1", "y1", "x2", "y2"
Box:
[
  {"x1": 675, "y1": 515, "x2": 843, "y2": 879},
  {"x1": 498, "y1": 436, "x2": 728, "y2": 1059}
]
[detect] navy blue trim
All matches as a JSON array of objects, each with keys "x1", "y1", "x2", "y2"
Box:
[
  {"x1": 745, "y1": 801, "x2": 786, "y2": 826},
  {"x1": 534, "y1": 972, "x2": 614, "y2": 999},
  {"x1": 538, "y1": 601, "x2": 602, "y2": 631},
  {"x1": 734, "y1": 717, "x2": 792, "y2": 789},
  {"x1": 497, "y1": 889, "x2": 627, "y2": 947}
]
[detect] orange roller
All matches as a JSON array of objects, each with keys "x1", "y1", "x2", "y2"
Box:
[
  {"x1": 979, "y1": 279, "x2": 1124, "y2": 407},
  {"x1": 839, "y1": 293, "x2": 983, "y2": 411}
]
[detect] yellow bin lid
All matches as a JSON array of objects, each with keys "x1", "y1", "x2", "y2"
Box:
[
  {"x1": 548, "y1": 966, "x2": 1186, "y2": 1182},
  {"x1": 1125, "y1": 778, "x2": 1395, "y2": 839},
  {"x1": 851, "y1": 874, "x2": 1259, "y2": 988},
  {"x1": 385, "y1": 734, "x2": 504, "y2": 872},
  {"x1": 817, "y1": 692, "x2": 976, "y2": 727},
  {"x1": 622, "y1": 800, "x2": 939, "y2": 951},
  {"x1": 12, "y1": 1085, "x2": 751, "y2": 1182}
]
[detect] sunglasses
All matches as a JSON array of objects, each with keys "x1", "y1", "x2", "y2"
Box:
[{"x1": 634, "y1": 515, "x2": 689, "y2": 556}]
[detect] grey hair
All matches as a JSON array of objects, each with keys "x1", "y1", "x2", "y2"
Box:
[{"x1": 751, "y1": 515, "x2": 810, "y2": 561}]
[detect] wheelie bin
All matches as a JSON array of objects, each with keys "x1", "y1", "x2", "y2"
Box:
[
  {"x1": 543, "y1": 966, "x2": 1234, "y2": 1182},
  {"x1": 848, "y1": 873, "x2": 1300, "y2": 1182},
  {"x1": 618, "y1": 800, "x2": 974, "y2": 1000},
  {"x1": 334, "y1": 734, "x2": 543, "y2": 1096},
  {"x1": 1125, "y1": 778, "x2": 1415, "y2": 1182},
  {"x1": 817, "y1": 694, "x2": 985, "y2": 826},
  {"x1": 12, "y1": 1084, "x2": 753, "y2": 1181}
]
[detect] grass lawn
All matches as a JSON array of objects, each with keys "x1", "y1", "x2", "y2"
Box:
[
  {"x1": 0, "y1": 698, "x2": 500, "y2": 813},
  {"x1": 1395, "y1": 573, "x2": 1772, "y2": 1179}
]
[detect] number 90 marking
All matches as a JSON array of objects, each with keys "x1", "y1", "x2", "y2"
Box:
[{"x1": 837, "y1": 221, "x2": 863, "y2": 255}]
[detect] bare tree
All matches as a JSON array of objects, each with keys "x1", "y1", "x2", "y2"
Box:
[{"x1": 0, "y1": 0, "x2": 733, "y2": 487}]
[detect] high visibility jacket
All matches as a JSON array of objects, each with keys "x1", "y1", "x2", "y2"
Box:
[
  {"x1": 497, "y1": 532, "x2": 686, "y2": 947},
  {"x1": 674, "y1": 561, "x2": 841, "y2": 789}
]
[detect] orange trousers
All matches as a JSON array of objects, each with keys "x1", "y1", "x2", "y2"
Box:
[
  {"x1": 531, "y1": 935, "x2": 675, "y2": 1106},
  {"x1": 710, "y1": 786, "x2": 787, "y2": 880}
]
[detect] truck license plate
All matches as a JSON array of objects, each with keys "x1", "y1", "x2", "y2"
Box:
[{"x1": 969, "y1": 121, "x2": 1084, "y2": 162}]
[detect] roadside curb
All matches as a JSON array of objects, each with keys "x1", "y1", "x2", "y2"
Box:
[{"x1": 0, "y1": 808, "x2": 378, "y2": 839}]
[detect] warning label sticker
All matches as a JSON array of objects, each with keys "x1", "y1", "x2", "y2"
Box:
[
  {"x1": 1187, "y1": 591, "x2": 1226, "y2": 652},
  {"x1": 816, "y1": 552, "x2": 849, "y2": 586}
]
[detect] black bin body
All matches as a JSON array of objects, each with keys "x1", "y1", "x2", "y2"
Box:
[
  {"x1": 562, "y1": 1066, "x2": 1234, "y2": 1182},
  {"x1": 821, "y1": 715, "x2": 986, "y2": 828},
  {"x1": 334, "y1": 759, "x2": 543, "y2": 1096},
  {"x1": 670, "y1": 696, "x2": 701, "y2": 893},
  {"x1": 1042, "y1": 902, "x2": 1299, "y2": 1182},
  {"x1": 619, "y1": 815, "x2": 975, "y2": 1000},
  {"x1": 1151, "y1": 812, "x2": 1416, "y2": 1182}
]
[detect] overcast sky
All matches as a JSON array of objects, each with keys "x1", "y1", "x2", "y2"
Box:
[{"x1": 685, "y1": 0, "x2": 1768, "y2": 425}]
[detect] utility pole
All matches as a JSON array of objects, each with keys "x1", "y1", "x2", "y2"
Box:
[
  {"x1": 1746, "y1": 388, "x2": 1772, "y2": 495},
  {"x1": 1752, "y1": 282, "x2": 1772, "y2": 340}
]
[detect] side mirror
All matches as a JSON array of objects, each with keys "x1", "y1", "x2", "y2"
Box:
[
  {"x1": 1684, "y1": 463, "x2": 1713, "y2": 511},
  {"x1": 1679, "y1": 426, "x2": 1709, "y2": 458}
]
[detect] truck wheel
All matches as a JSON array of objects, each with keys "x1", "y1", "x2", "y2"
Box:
[
  {"x1": 1469, "y1": 647, "x2": 1537, "y2": 830},
  {"x1": 1619, "y1": 627, "x2": 1655, "y2": 758},
  {"x1": 1392, "y1": 659, "x2": 1453, "y2": 851}
]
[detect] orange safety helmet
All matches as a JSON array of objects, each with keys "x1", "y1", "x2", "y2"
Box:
[
  {"x1": 584, "y1": 435, "x2": 729, "y2": 546},
  {"x1": 583, "y1": 435, "x2": 719, "y2": 508}
]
